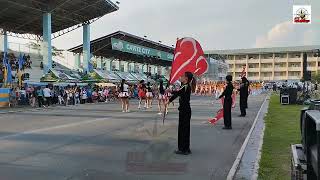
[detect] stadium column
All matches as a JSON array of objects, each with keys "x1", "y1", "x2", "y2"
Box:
[
  {"x1": 74, "y1": 53, "x2": 81, "y2": 70},
  {"x1": 83, "y1": 23, "x2": 90, "y2": 74},
  {"x1": 123, "y1": 62, "x2": 129, "y2": 72},
  {"x1": 97, "y1": 57, "x2": 102, "y2": 70},
  {"x1": 141, "y1": 64, "x2": 146, "y2": 73},
  {"x1": 153, "y1": 66, "x2": 157, "y2": 75},
  {"x1": 258, "y1": 54, "x2": 261, "y2": 81},
  {"x1": 139, "y1": 64, "x2": 144, "y2": 73},
  {"x1": 42, "y1": 13, "x2": 52, "y2": 74},
  {"x1": 161, "y1": 67, "x2": 165, "y2": 76},
  {"x1": 233, "y1": 55, "x2": 236, "y2": 79},
  {"x1": 105, "y1": 58, "x2": 113, "y2": 71},
  {"x1": 317, "y1": 54, "x2": 319, "y2": 75},
  {"x1": 245, "y1": 55, "x2": 248, "y2": 78},
  {"x1": 1, "y1": 31, "x2": 8, "y2": 54},
  {"x1": 272, "y1": 53, "x2": 275, "y2": 81},
  {"x1": 286, "y1": 53, "x2": 289, "y2": 79},
  {"x1": 117, "y1": 60, "x2": 121, "y2": 71},
  {"x1": 147, "y1": 64, "x2": 150, "y2": 73},
  {"x1": 300, "y1": 52, "x2": 304, "y2": 79}
]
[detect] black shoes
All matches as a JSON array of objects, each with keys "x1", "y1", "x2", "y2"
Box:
[
  {"x1": 238, "y1": 115, "x2": 246, "y2": 117},
  {"x1": 222, "y1": 126, "x2": 232, "y2": 130},
  {"x1": 174, "y1": 149, "x2": 192, "y2": 155}
]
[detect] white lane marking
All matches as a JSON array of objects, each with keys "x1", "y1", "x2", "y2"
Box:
[
  {"x1": 0, "y1": 118, "x2": 110, "y2": 140},
  {"x1": 226, "y1": 95, "x2": 269, "y2": 180}
]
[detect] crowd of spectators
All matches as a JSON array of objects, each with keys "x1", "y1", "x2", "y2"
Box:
[
  {"x1": 0, "y1": 52, "x2": 32, "y2": 71},
  {"x1": 9, "y1": 81, "x2": 173, "y2": 108},
  {"x1": 0, "y1": 53, "x2": 32, "y2": 83},
  {"x1": 10, "y1": 84, "x2": 119, "y2": 108}
]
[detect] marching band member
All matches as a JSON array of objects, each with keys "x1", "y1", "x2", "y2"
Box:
[
  {"x1": 146, "y1": 82, "x2": 153, "y2": 109},
  {"x1": 238, "y1": 77, "x2": 250, "y2": 117},
  {"x1": 219, "y1": 75, "x2": 234, "y2": 130},
  {"x1": 118, "y1": 79, "x2": 130, "y2": 112},
  {"x1": 138, "y1": 80, "x2": 146, "y2": 109},
  {"x1": 157, "y1": 79, "x2": 166, "y2": 115},
  {"x1": 164, "y1": 84, "x2": 173, "y2": 114},
  {"x1": 166, "y1": 72, "x2": 196, "y2": 155}
]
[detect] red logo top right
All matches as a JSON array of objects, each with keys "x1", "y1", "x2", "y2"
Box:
[{"x1": 293, "y1": 5, "x2": 311, "y2": 24}]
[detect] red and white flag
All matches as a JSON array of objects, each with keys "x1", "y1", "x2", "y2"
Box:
[
  {"x1": 208, "y1": 108, "x2": 224, "y2": 124},
  {"x1": 169, "y1": 38, "x2": 208, "y2": 84},
  {"x1": 240, "y1": 65, "x2": 247, "y2": 78},
  {"x1": 208, "y1": 93, "x2": 236, "y2": 125}
]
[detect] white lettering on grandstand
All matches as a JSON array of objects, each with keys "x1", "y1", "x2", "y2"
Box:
[{"x1": 126, "y1": 44, "x2": 151, "y2": 55}]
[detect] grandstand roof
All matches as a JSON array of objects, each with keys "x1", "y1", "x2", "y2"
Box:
[
  {"x1": 205, "y1": 45, "x2": 320, "y2": 55},
  {"x1": 0, "y1": 0, "x2": 119, "y2": 35},
  {"x1": 68, "y1": 31, "x2": 174, "y2": 66}
]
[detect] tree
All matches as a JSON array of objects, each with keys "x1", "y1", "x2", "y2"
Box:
[
  {"x1": 28, "y1": 42, "x2": 64, "y2": 58},
  {"x1": 29, "y1": 41, "x2": 41, "y2": 57},
  {"x1": 311, "y1": 72, "x2": 320, "y2": 83},
  {"x1": 52, "y1": 46, "x2": 64, "y2": 58}
]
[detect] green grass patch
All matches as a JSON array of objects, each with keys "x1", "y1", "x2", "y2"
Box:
[{"x1": 258, "y1": 94, "x2": 304, "y2": 180}]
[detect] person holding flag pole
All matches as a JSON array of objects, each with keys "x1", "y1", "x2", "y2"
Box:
[
  {"x1": 218, "y1": 75, "x2": 234, "y2": 129},
  {"x1": 5, "y1": 56, "x2": 13, "y2": 88},
  {"x1": 2, "y1": 53, "x2": 8, "y2": 87},
  {"x1": 17, "y1": 54, "x2": 25, "y2": 88},
  {"x1": 2, "y1": 52, "x2": 13, "y2": 88},
  {"x1": 164, "y1": 37, "x2": 208, "y2": 155}
]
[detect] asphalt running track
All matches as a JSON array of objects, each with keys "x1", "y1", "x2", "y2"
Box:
[{"x1": 0, "y1": 94, "x2": 266, "y2": 180}]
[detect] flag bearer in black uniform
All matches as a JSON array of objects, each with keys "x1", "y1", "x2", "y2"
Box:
[
  {"x1": 219, "y1": 75, "x2": 234, "y2": 130},
  {"x1": 238, "y1": 77, "x2": 249, "y2": 117},
  {"x1": 167, "y1": 72, "x2": 196, "y2": 155}
]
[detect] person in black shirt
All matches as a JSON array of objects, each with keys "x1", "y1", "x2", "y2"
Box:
[
  {"x1": 238, "y1": 77, "x2": 249, "y2": 117},
  {"x1": 146, "y1": 82, "x2": 153, "y2": 108},
  {"x1": 219, "y1": 75, "x2": 234, "y2": 130},
  {"x1": 167, "y1": 72, "x2": 196, "y2": 155},
  {"x1": 157, "y1": 79, "x2": 166, "y2": 115}
]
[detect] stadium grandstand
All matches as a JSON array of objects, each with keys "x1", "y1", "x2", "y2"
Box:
[
  {"x1": 0, "y1": 0, "x2": 119, "y2": 84},
  {"x1": 68, "y1": 31, "x2": 174, "y2": 83}
]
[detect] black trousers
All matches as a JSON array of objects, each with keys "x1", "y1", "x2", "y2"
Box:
[
  {"x1": 245, "y1": 95, "x2": 248, "y2": 109},
  {"x1": 45, "y1": 97, "x2": 51, "y2": 106},
  {"x1": 178, "y1": 109, "x2": 191, "y2": 152},
  {"x1": 37, "y1": 96, "x2": 44, "y2": 107},
  {"x1": 240, "y1": 97, "x2": 247, "y2": 116},
  {"x1": 223, "y1": 98, "x2": 232, "y2": 128}
]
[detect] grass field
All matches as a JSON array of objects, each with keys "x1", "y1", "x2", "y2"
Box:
[{"x1": 258, "y1": 94, "x2": 303, "y2": 180}]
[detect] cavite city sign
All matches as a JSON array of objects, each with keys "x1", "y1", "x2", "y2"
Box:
[{"x1": 111, "y1": 38, "x2": 174, "y2": 61}]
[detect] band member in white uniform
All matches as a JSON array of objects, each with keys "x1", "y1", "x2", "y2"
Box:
[
  {"x1": 118, "y1": 79, "x2": 130, "y2": 112},
  {"x1": 157, "y1": 80, "x2": 166, "y2": 115},
  {"x1": 146, "y1": 82, "x2": 153, "y2": 109}
]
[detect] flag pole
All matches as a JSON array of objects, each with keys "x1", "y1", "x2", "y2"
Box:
[{"x1": 163, "y1": 38, "x2": 180, "y2": 125}]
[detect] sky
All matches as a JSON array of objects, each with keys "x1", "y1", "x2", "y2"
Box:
[{"x1": 7, "y1": 0, "x2": 320, "y2": 51}]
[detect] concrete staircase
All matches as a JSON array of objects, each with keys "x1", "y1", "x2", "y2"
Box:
[{"x1": 24, "y1": 53, "x2": 44, "y2": 81}]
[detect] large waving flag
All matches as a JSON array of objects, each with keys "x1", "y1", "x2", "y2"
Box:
[
  {"x1": 208, "y1": 91, "x2": 237, "y2": 125},
  {"x1": 2, "y1": 53, "x2": 7, "y2": 85},
  {"x1": 240, "y1": 65, "x2": 247, "y2": 78},
  {"x1": 18, "y1": 54, "x2": 24, "y2": 71},
  {"x1": 18, "y1": 54, "x2": 24, "y2": 87},
  {"x1": 169, "y1": 38, "x2": 208, "y2": 84},
  {"x1": 2, "y1": 52, "x2": 8, "y2": 66},
  {"x1": 6, "y1": 60, "x2": 12, "y2": 84}
]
